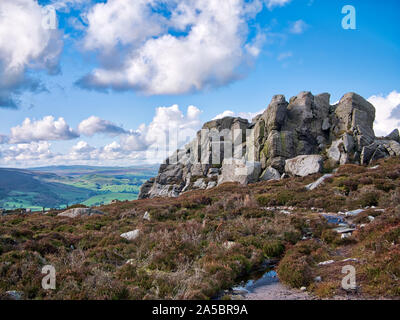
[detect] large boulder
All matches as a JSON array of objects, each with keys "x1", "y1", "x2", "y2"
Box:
[
  {"x1": 263, "y1": 95, "x2": 288, "y2": 131},
  {"x1": 218, "y1": 158, "x2": 262, "y2": 185},
  {"x1": 386, "y1": 129, "x2": 400, "y2": 143},
  {"x1": 327, "y1": 133, "x2": 355, "y2": 165},
  {"x1": 138, "y1": 178, "x2": 155, "y2": 199},
  {"x1": 58, "y1": 208, "x2": 104, "y2": 218},
  {"x1": 260, "y1": 166, "x2": 281, "y2": 181},
  {"x1": 263, "y1": 130, "x2": 296, "y2": 160},
  {"x1": 285, "y1": 155, "x2": 324, "y2": 177},
  {"x1": 361, "y1": 140, "x2": 400, "y2": 165},
  {"x1": 333, "y1": 92, "x2": 376, "y2": 150}
]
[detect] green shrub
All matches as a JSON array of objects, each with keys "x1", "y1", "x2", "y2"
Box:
[
  {"x1": 283, "y1": 231, "x2": 302, "y2": 244},
  {"x1": 360, "y1": 192, "x2": 380, "y2": 207},
  {"x1": 321, "y1": 229, "x2": 338, "y2": 244},
  {"x1": 278, "y1": 254, "x2": 312, "y2": 288},
  {"x1": 263, "y1": 240, "x2": 285, "y2": 258}
]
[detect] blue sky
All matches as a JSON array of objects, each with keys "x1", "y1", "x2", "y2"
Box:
[{"x1": 0, "y1": 0, "x2": 399, "y2": 167}]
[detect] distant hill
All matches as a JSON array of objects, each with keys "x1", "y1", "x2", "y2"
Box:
[
  {"x1": 0, "y1": 165, "x2": 158, "y2": 210},
  {"x1": 29, "y1": 165, "x2": 158, "y2": 176}
]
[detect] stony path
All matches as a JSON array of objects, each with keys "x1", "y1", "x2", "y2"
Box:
[{"x1": 244, "y1": 282, "x2": 313, "y2": 300}]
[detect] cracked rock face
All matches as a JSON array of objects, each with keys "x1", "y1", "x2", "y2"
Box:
[{"x1": 139, "y1": 91, "x2": 399, "y2": 199}]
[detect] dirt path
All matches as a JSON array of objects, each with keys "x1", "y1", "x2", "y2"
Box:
[
  {"x1": 230, "y1": 270, "x2": 314, "y2": 300},
  {"x1": 244, "y1": 281, "x2": 313, "y2": 300}
]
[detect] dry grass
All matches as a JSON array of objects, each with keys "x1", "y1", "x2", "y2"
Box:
[{"x1": 1, "y1": 157, "x2": 400, "y2": 299}]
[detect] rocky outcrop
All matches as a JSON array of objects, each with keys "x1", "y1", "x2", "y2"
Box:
[
  {"x1": 58, "y1": 208, "x2": 104, "y2": 218},
  {"x1": 218, "y1": 158, "x2": 262, "y2": 185},
  {"x1": 285, "y1": 155, "x2": 323, "y2": 177},
  {"x1": 139, "y1": 91, "x2": 400, "y2": 199}
]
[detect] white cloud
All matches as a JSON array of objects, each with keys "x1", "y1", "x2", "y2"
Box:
[
  {"x1": 0, "y1": 0, "x2": 63, "y2": 108},
  {"x1": 50, "y1": 0, "x2": 92, "y2": 12},
  {"x1": 78, "y1": 0, "x2": 267, "y2": 95},
  {"x1": 213, "y1": 109, "x2": 263, "y2": 121},
  {"x1": 368, "y1": 91, "x2": 400, "y2": 137},
  {"x1": 289, "y1": 19, "x2": 308, "y2": 34},
  {"x1": 213, "y1": 110, "x2": 236, "y2": 120},
  {"x1": 0, "y1": 134, "x2": 8, "y2": 144},
  {"x1": 0, "y1": 141, "x2": 54, "y2": 164},
  {"x1": 119, "y1": 131, "x2": 149, "y2": 152},
  {"x1": 265, "y1": 0, "x2": 291, "y2": 10},
  {"x1": 61, "y1": 104, "x2": 203, "y2": 165},
  {"x1": 9, "y1": 116, "x2": 79, "y2": 144},
  {"x1": 142, "y1": 104, "x2": 202, "y2": 161},
  {"x1": 78, "y1": 116, "x2": 127, "y2": 136}
]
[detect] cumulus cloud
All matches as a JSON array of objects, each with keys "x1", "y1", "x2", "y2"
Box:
[
  {"x1": 368, "y1": 91, "x2": 400, "y2": 137},
  {"x1": 289, "y1": 19, "x2": 308, "y2": 34},
  {"x1": 54, "y1": 104, "x2": 203, "y2": 165},
  {"x1": 0, "y1": 141, "x2": 54, "y2": 165},
  {"x1": 78, "y1": 116, "x2": 127, "y2": 136},
  {"x1": 77, "y1": 0, "x2": 270, "y2": 95},
  {"x1": 68, "y1": 140, "x2": 96, "y2": 160},
  {"x1": 0, "y1": 0, "x2": 63, "y2": 108},
  {"x1": 9, "y1": 116, "x2": 79, "y2": 144},
  {"x1": 213, "y1": 109, "x2": 264, "y2": 121},
  {"x1": 119, "y1": 130, "x2": 149, "y2": 152},
  {"x1": 50, "y1": 0, "x2": 92, "y2": 12}
]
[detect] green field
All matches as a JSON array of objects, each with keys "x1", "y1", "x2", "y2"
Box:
[
  {"x1": 82, "y1": 193, "x2": 139, "y2": 207},
  {"x1": 0, "y1": 165, "x2": 158, "y2": 211}
]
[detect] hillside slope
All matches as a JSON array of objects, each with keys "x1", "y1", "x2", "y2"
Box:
[
  {"x1": 0, "y1": 168, "x2": 95, "y2": 210},
  {"x1": 0, "y1": 166, "x2": 158, "y2": 210},
  {"x1": 1, "y1": 157, "x2": 399, "y2": 300}
]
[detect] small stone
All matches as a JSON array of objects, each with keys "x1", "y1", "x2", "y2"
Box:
[
  {"x1": 341, "y1": 233, "x2": 351, "y2": 239},
  {"x1": 344, "y1": 209, "x2": 364, "y2": 217},
  {"x1": 143, "y1": 211, "x2": 151, "y2": 221},
  {"x1": 318, "y1": 260, "x2": 335, "y2": 266},
  {"x1": 306, "y1": 174, "x2": 333, "y2": 191},
  {"x1": 341, "y1": 258, "x2": 359, "y2": 263},
  {"x1": 314, "y1": 276, "x2": 322, "y2": 282},
  {"x1": 206, "y1": 181, "x2": 217, "y2": 189},
  {"x1": 5, "y1": 291, "x2": 24, "y2": 300},
  {"x1": 300, "y1": 287, "x2": 307, "y2": 292},
  {"x1": 193, "y1": 178, "x2": 207, "y2": 189},
  {"x1": 126, "y1": 259, "x2": 135, "y2": 265},
  {"x1": 334, "y1": 227, "x2": 356, "y2": 234},
  {"x1": 260, "y1": 166, "x2": 281, "y2": 181},
  {"x1": 120, "y1": 230, "x2": 140, "y2": 241},
  {"x1": 223, "y1": 241, "x2": 236, "y2": 250}
]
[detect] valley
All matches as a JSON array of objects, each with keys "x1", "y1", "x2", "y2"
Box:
[{"x1": 0, "y1": 166, "x2": 158, "y2": 211}]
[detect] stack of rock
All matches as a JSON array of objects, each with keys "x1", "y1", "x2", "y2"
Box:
[{"x1": 139, "y1": 91, "x2": 400, "y2": 199}]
